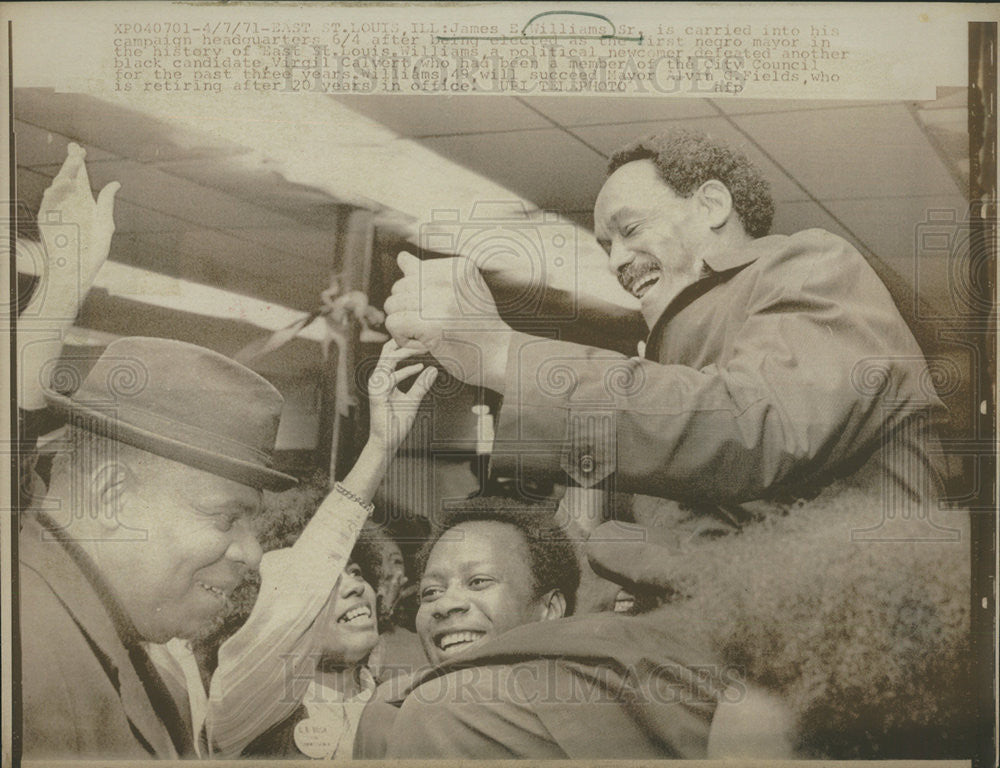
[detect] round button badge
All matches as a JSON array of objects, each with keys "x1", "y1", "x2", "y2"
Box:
[{"x1": 294, "y1": 716, "x2": 345, "y2": 759}]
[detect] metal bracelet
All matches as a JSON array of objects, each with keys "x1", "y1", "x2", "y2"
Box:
[{"x1": 333, "y1": 482, "x2": 375, "y2": 513}]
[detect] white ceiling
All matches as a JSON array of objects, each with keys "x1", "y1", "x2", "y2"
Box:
[{"x1": 14, "y1": 88, "x2": 970, "y2": 371}]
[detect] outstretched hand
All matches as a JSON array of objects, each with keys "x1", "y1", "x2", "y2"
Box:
[
  {"x1": 29, "y1": 142, "x2": 120, "y2": 320},
  {"x1": 366, "y1": 339, "x2": 438, "y2": 456}
]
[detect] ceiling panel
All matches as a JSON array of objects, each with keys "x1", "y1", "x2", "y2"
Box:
[
  {"x1": 914, "y1": 86, "x2": 967, "y2": 110},
  {"x1": 13, "y1": 119, "x2": 118, "y2": 166},
  {"x1": 30, "y1": 159, "x2": 312, "y2": 236},
  {"x1": 573, "y1": 116, "x2": 808, "y2": 202},
  {"x1": 733, "y1": 104, "x2": 962, "y2": 200},
  {"x1": 824, "y1": 194, "x2": 970, "y2": 315},
  {"x1": 419, "y1": 128, "x2": 607, "y2": 212},
  {"x1": 520, "y1": 95, "x2": 717, "y2": 126},
  {"x1": 14, "y1": 88, "x2": 251, "y2": 164},
  {"x1": 332, "y1": 94, "x2": 551, "y2": 136},
  {"x1": 769, "y1": 200, "x2": 854, "y2": 242}
]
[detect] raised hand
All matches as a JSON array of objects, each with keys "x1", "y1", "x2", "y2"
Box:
[
  {"x1": 18, "y1": 144, "x2": 120, "y2": 410},
  {"x1": 30, "y1": 142, "x2": 120, "y2": 321},
  {"x1": 366, "y1": 339, "x2": 438, "y2": 456}
]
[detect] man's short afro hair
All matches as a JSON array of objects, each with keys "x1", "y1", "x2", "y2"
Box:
[
  {"x1": 416, "y1": 496, "x2": 581, "y2": 615},
  {"x1": 609, "y1": 128, "x2": 775, "y2": 238}
]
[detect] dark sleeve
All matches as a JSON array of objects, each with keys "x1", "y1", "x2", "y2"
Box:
[
  {"x1": 353, "y1": 682, "x2": 403, "y2": 759},
  {"x1": 490, "y1": 232, "x2": 939, "y2": 505},
  {"x1": 385, "y1": 655, "x2": 714, "y2": 760},
  {"x1": 384, "y1": 665, "x2": 568, "y2": 759},
  {"x1": 21, "y1": 606, "x2": 81, "y2": 758}
]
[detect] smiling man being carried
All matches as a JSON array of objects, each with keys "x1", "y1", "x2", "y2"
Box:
[{"x1": 385, "y1": 126, "x2": 945, "y2": 551}]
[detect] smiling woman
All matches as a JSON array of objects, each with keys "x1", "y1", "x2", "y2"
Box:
[
  {"x1": 195, "y1": 341, "x2": 438, "y2": 761},
  {"x1": 319, "y1": 555, "x2": 381, "y2": 665},
  {"x1": 240, "y1": 544, "x2": 383, "y2": 760}
]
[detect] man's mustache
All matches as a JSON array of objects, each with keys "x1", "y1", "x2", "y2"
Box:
[{"x1": 617, "y1": 256, "x2": 659, "y2": 291}]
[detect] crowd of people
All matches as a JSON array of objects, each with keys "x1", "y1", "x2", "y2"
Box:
[{"x1": 14, "y1": 131, "x2": 972, "y2": 761}]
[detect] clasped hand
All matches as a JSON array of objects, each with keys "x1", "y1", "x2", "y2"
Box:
[{"x1": 383, "y1": 251, "x2": 513, "y2": 392}]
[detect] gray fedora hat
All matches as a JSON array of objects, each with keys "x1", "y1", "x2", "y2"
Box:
[{"x1": 44, "y1": 336, "x2": 297, "y2": 491}]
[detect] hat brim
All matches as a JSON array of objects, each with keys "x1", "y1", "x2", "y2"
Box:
[{"x1": 44, "y1": 389, "x2": 297, "y2": 492}]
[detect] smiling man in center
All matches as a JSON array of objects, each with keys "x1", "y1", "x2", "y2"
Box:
[
  {"x1": 352, "y1": 499, "x2": 580, "y2": 758},
  {"x1": 416, "y1": 507, "x2": 579, "y2": 666},
  {"x1": 594, "y1": 141, "x2": 757, "y2": 331}
]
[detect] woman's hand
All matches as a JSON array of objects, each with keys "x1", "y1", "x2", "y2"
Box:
[
  {"x1": 366, "y1": 339, "x2": 438, "y2": 456},
  {"x1": 335, "y1": 340, "x2": 437, "y2": 505}
]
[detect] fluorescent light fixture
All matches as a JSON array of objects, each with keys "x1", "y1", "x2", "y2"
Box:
[
  {"x1": 92, "y1": 91, "x2": 634, "y2": 310},
  {"x1": 91, "y1": 259, "x2": 326, "y2": 341}
]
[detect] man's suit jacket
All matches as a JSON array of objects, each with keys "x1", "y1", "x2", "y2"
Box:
[
  {"x1": 493, "y1": 229, "x2": 946, "y2": 517},
  {"x1": 19, "y1": 513, "x2": 191, "y2": 759}
]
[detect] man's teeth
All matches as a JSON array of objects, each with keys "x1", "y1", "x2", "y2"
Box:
[
  {"x1": 197, "y1": 581, "x2": 226, "y2": 599},
  {"x1": 614, "y1": 598, "x2": 635, "y2": 613},
  {"x1": 631, "y1": 273, "x2": 660, "y2": 298},
  {"x1": 338, "y1": 605, "x2": 372, "y2": 624},
  {"x1": 437, "y1": 631, "x2": 484, "y2": 651}
]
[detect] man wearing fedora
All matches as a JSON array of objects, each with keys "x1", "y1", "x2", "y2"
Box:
[
  {"x1": 14, "y1": 145, "x2": 283, "y2": 758},
  {"x1": 19, "y1": 334, "x2": 299, "y2": 759}
]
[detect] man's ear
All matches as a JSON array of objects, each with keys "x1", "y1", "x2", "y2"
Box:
[
  {"x1": 537, "y1": 589, "x2": 567, "y2": 621},
  {"x1": 91, "y1": 459, "x2": 128, "y2": 532},
  {"x1": 696, "y1": 179, "x2": 734, "y2": 230}
]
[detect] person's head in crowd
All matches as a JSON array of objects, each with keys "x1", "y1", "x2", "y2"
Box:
[
  {"x1": 316, "y1": 537, "x2": 381, "y2": 668},
  {"x1": 360, "y1": 522, "x2": 409, "y2": 628},
  {"x1": 555, "y1": 489, "x2": 649, "y2": 616},
  {"x1": 414, "y1": 496, "x2": 581, "y2": 666},
  {"x1": 595, "y1": 128, "x2": 774, "y2": 328},
  {"x1": 706, "y1": 511, "x2": 972, "y2": 760},
  {"x1": 42, "y1": 337, "x2": 295, "y2": 645}
]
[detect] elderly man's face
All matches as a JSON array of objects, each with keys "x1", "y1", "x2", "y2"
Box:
[
  {"x1": 109, "y1": 452, "x2": 263, "y2": 643},
  {"x1": 594, "y1": 159, "x2": 708, "y2": 329},
  {"x1": 415, "y1": 521, "x2": 550, "y2": 666},
  {"x1": 318, "y1": 562, "x2": 379, "y2": 664}
]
